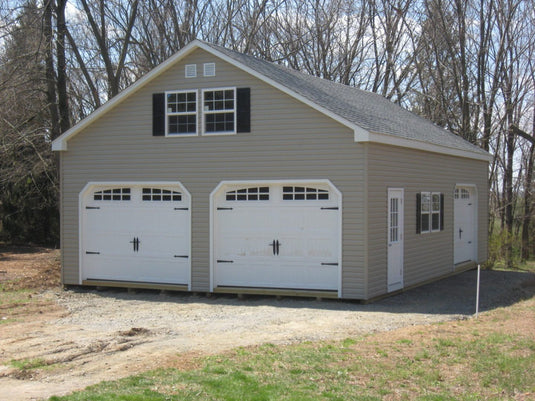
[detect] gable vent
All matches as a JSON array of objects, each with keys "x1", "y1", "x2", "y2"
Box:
[
  {"x1": 185, "y1": 64, "x2": 197, "y2": 78},
  {"x1": 204, "y1": 63, "x2": 216, "y2": 77}
]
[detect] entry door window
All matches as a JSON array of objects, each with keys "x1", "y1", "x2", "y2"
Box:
[
  {"x1": 388, "y1": 188, "x2": 404, "y2": 292},
  {"x1": 389, "y1": 197, "x2": 399, "y2": 243}
]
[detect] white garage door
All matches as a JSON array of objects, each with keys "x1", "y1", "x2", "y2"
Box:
[
  {"x1": 454, "y1": 186, "x2": 476, "y2": 265},
  {"x1": 212, "y1": 181, "x2": 341, "y2": 292},
  {"x1": 81, "y1": 183, "x2": 191, "y2": 286}
]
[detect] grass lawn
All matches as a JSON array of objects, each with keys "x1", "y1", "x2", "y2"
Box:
[{"x1": 48, "y1": 286, "x2": 535, "y2": 400}]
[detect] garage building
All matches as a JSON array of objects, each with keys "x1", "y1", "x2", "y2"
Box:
[{"x1": 52, "y1": 40, "x2": 489, "y2": 300}]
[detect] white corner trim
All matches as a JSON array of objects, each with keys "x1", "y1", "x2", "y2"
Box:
[
  {"x1": 360, "y1": 131, "x2": 491, "y2": 162},
  {"x1": 353, "y1": 125, "x2": 370, "y2": 141}
]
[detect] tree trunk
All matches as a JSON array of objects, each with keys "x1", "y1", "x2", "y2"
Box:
[
  {"x1": 43, "y1": 0, "x2": 60, "y2": 140},
  {"x1": 505, "y1": 122, "x2": 515, "y2": 268},
  {"x1": 56, "y1": 0, "x2": 70, "y2": 136},
  {"x1": 521, "y1": 130, "x2": 534, "y2": 261}
]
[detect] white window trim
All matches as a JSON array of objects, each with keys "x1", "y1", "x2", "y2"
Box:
[
  {"x1": 165, "y1": 89, "x2": 198, "y2": 137},
  {"x1": 420, "y1": 191, "x2": 441, "y2": 233},
  {"x1": 201, "y1": 87, "x2": 237, "y2": 136}
]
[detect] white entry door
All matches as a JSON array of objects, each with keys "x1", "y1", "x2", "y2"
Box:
[
  {"x1": 454, "y1": 186, "x2": 476, "y2": 264},
  {"x1": 213, "y1": 182, "x2": 341, "y2": 291},
  {"x1": 81, "y1": 184, "x2": 191, "y2": 286},
  {"x1": 387, "y1": 188, "x2": 404, "y2": 292}
]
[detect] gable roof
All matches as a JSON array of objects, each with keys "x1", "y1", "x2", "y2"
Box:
[{"x1": 52, "y1": 40, "x2": 489, "y2": 161}]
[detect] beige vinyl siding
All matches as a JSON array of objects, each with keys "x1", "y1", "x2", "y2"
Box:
[
  {"x1": 366, "y1": 143, "x2": 488, "y2": 299},
  {"x1": 60, "y1": 48, "x2": 367, "y2": 298}
]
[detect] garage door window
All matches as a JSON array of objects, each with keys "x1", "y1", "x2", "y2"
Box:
[
  {"x1": 142, "y1": 188, "x2": 182, "y2": 201},
  {"x1": 226, "y1": 187, "x2": 269, "y2": 201},
  {"x1": 282, "y1": 186, "x2": 329, "y2": 200},
  {"x1": 93, "y1": 188, "x2": 131, "y2": 201}
]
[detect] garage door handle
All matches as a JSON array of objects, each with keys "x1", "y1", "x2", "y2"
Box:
[
  {"x1": 217, "y1": 260, "x2": 234, "y2": 263},
  {"x1": 321, "y1": 262, "x2": 338, "y2": 266},
  {"x1": 85, "y1": 251, "x2": 100, "y2": 255},
  {"x1": 276, "y1": 240, "x2": 281, "y2": 255},
  {"x1": 174, "y1": 255, "x2": 189, "y2": 258},
  {"x1": 269, "y1": 240, "x2": 276, "y2": 255},
  {"x1": 130, "y1": 237, "x2": 140, "y2": 252},
  {"x1": 321, "y1": 207, "x2": 338, "y2": 210}
]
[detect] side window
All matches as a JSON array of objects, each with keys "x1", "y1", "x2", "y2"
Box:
[
  {"x1": 420, "y1": 192, "x2": 431, "y2": 233},
  {"x1": 166, "y1": 91, "x2": 197, "y2": 135},
  {"x1": 431, "y1": 193, "x2": 441, "y2": 231},
  {"x1": 417, "y1": 192, "x2": 444, "y2": 234}
]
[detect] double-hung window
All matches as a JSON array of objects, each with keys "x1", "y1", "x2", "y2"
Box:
[
  {"x1": 166, "y1": 91, "x2": 197, "y2": 135},
  {"x1": 418, "y1": 192, "x2": 443, "y2": 233},
  {"x1": 203, "y1": 88, "x2": 236, "y2": 134}
]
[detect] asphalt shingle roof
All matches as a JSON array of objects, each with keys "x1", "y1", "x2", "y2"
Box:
[{"x1": 203, "y1": 41, "x2": 487, "y2": 157}]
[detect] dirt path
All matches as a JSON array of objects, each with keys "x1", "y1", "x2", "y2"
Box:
[{"x1": 1, "y1": 248, "x2": 534, "y2": 401}]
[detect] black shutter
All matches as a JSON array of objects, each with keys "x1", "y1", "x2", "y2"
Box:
[
  {"x1": 416, "y1": 193, "x2": 421, "y2": 234},
  {"x1": 153, "y1": 93, "x2": 165, "y2": 136},
  {"x1": 236, "y1": 87, "x2": 250, "y2": 133},
  {"x1": 440, "y1": 193, "x2": 444, "y2": 231}
]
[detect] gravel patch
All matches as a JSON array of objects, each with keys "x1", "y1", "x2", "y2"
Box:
[
  {"x1": 54, "y1": 268, "x2": 534, "y2": 341},
  {"x1": 1, "y1": 268, "x2": 533, "y2": 401}
]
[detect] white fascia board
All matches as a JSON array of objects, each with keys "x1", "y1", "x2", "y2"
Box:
[
  {"x1": 52, "y1": 41, "x2": 202, "y2": 151},
  {"x1": 360, "y1": 131, "x2": 491, "y2": 162}
]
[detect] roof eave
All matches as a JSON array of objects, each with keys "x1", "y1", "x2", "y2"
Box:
[{"x1": 356, "y1": 131, "x2": 491, "y2": 162}]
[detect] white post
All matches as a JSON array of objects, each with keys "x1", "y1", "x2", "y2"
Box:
[{"x1": 475, "y1": 264, "x2": 481, "y2": 318}]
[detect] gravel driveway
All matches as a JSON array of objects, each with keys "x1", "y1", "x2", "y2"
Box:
[{"x1": 1, "y1": 268, "x2": 534, "y2": 401}]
